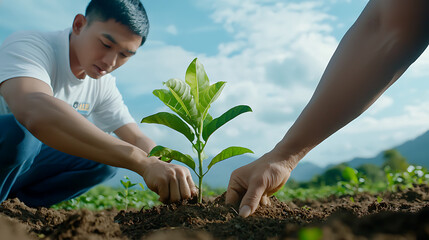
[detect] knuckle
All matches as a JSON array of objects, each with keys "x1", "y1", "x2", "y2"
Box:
[
  {"x1": 231, "y1": 168, "x2": 241, "y2": 176},
  {"x1": 175, "y1": 170, "x2": 186, "y2": 178},
  {"x1": 165, "y1": 168, "x2": 176, "y2": 177},
  {"x1": 184, "y1": 168, "x2": 191, "y2": 176}
]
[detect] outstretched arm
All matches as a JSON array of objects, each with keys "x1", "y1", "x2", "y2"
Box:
[{"x1": 226, "y1": 0, "x2": 429, "y2": 217}]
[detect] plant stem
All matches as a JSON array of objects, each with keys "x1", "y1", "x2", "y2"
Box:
[
  {"x1": 197, "y1": 139, "x2": 203, "y2": 203},
  {"x1": 195, "y1": 123, "x2": 205, "y2": 203}
]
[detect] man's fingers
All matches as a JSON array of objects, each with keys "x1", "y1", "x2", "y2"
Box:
[
  {"x1": 187, "y1": 176, "x2": 198, "y2": 197},
  {"x1": 179, "y1": 174, "x2": 192, "y2": 200},
  {"x1": 225, "y1": 187, "x2": 241, "y2": 206},
  {"x1": 225, "y1": 178, "x2": 244, "y2": 206},
  {"x1": 169, "y1": 177, "x2": 181, "y2": 203},
  {"x1": 239, "y1": 184, "x2": 265, "y2": 218},
  {"x1": 157, "y1": 182, "x2": 170, "y2": 203}
]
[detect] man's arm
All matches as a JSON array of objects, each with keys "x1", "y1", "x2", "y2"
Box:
[
  {"x1": 0, "y1": 77, "x2": 196, "y2": 202},
  {"x1": 114, "y1": 123, "x2": 156, "y2": 154},
  {"x1": 226, "y1": 0, "x2": 429, "y2": 217}
]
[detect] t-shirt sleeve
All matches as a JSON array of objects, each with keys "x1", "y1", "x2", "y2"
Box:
[
  {"x1": 0, "y1": 32, "x2": 53, "y2": 89},
  {"x1": 91, "y1": 76, "x2": 136, "y2": 133}
]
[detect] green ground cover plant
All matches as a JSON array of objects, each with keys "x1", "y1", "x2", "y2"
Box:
[
  {"x1": 52, "y1": 184, "x2": 158, "y2": 210},
  {"x1": 116, "y1": 176, "x2": 145, "y2": 210},
  {"x1": 141, "y1": 58, "x2": 253, "y2": 203},
  {"x1": 275, "y1": 164, "x2": 429, "y2": 202},
  {"x1": 52, "y1": 163, "x2": 429, "y2": 210}
]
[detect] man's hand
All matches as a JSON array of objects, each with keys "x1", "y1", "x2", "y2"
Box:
[
  {"x1": 141, "y1": 158, "x2": 198, "y2": 203},
  {"x1": 225, "y1": 150, "x2": 294, "y2": 218}
]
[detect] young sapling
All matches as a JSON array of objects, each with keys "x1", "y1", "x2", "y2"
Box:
[{"x1": 142, "y1": 58, "x2": 253, "y2": 203}]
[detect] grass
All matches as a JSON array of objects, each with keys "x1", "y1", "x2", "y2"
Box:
[
  {"x1": 52, "y1": 164, "x2": 429, "y2": 210},
  {"x1": 51, "y1": 181, "x2": 389, "y2": 210}
]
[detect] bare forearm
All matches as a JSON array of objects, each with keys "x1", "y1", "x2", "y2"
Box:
[
  {"x1": 20, "y1": 93, "x2": 153, "y2": 174},
  {"x1": 274, "y1": 0, "x2": 429, "y2": 166},
  {"x1": 135, "y1": 135, "x2": 156, "y2": 154},
  {"x1": 114, "y1": 123, "x2": 157, "y2": 154}
]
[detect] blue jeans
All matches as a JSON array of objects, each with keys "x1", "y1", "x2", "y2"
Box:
[{"x1": 0, "y1": 114, "x2": 118, "y2": 207}]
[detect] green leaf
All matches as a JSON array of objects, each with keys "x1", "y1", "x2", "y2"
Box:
[
  {"x1": 207, "y1": 146, "x2": 254, "y2": 170},
  {"x1": 203, "y1": 105, "x2": 252, "y2": 141},
  {"x1": 185, "y1": 58, "x2": 210, "y2": 107},
  {"x1": 153, "y1": 89, "x2": 193, "y2": 125},
  {"x1": 159, "y1": 156, "x2": 172, "y2": 162},
  {"x1": 141, "y1": 112, "x2": 195, "y2": 142},
  {"x1": 148, "y1": 145, "x2": 196, "y2": 171},
  {"x1": 164, "y1": 78, "x2": 201, "y2": 128},
  {"x1": 342, "y1": 167, "x2": 359, "y2": 185},
  {"x1": 120, "y1": 180, "x2": 129, "y2": 189},
  {"x1": 199, "y1": 81, "x2": 226, "y2": 119}
]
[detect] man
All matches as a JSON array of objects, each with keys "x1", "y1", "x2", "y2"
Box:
[
  {"x1": 0, "y1": 0, "x2": 197, "y2": 207},
  {"x1": 226, "y1": 0, "x2": 429, "y2": 217}
]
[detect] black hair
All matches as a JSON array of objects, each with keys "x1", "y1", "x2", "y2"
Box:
[{"x1": 85, "y1": 0, "x2": 149, "y2": 45}]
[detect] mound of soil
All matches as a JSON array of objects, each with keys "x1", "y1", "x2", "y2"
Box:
[{"x1": 1, "y1": 184, "x2": 429, "y2": 240}]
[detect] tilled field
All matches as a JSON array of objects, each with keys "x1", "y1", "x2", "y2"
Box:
[{"x1": 1, "y1": 184, "x2": 429, "y2": 240}]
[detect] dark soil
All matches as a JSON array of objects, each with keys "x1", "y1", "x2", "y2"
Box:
[{"x1": 2, "y1": 184, "x2": 429, "y2": 240}]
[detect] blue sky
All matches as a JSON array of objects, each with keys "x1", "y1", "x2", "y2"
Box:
[{"x1": 1, "y1": 0, "x2": 429, "y2": 169}]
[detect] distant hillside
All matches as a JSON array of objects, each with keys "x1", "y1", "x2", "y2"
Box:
[
  {"x1": 289, "y1": 161, "x2": 324, "y2": 182},
  {"x1": 345, "y1": 130, "x2": 429, "y2": 168}
]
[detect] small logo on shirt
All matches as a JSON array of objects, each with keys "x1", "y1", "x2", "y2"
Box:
[{"x1": 73, "y1": 101, "x2": 90, "y2": 115}]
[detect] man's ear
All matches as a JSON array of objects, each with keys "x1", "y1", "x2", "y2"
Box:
[{"x1": 72, "y1": 14, "x2": 87, "y2": 35}]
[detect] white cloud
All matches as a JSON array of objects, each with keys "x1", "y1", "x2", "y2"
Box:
[
  {"x1": 304, "y1": 100, "x2": 429, "y2": 166},
  {"x1": 344, "y1": 101, "x2": 429, "y2": 134},
  {"x1": 193, "y1": 0, "x2": 339, "y2": 130},
  {"x1": 166, "y1": 25, "x2": 178, "y2": 35}
]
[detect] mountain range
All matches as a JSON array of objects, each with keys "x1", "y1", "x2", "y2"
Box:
[
  {"x1": 292, "y1": 130, "x2": 429, "y2": 181},
  {"x1": 104, "y1": 130, "x2": 429, "y2": 188}
]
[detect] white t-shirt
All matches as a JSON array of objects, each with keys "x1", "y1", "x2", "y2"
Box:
[{"x1": 0, "y1": 28, "x2": 136, "y2": 132}]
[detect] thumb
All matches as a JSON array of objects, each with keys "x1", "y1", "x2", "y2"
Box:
[{"x1": 239, "y1": 184, "x2": 265, "y2": 218}]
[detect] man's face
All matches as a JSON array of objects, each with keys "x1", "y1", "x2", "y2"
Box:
[{"x1": 72, "y1": 16, "x2": 142, "y2": 79}]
